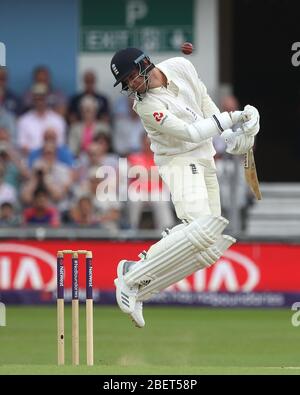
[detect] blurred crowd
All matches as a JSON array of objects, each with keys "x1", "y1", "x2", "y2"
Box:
[
  {"x1": 0, "y1": 65, "x2": 177, "y2": 231},
  {"x1": 0, "y1": 65, "x2": 251, "y2": 232}
]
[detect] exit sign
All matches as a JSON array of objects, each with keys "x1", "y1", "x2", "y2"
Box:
[{"x1": 80, "y1": 0, "x2": 194, "y2": 52}]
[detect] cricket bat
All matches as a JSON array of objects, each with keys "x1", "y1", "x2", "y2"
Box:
[{"x1": 244, "y1": 148, "x2": 262, "y2": 200}]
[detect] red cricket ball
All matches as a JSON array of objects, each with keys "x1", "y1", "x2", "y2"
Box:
[{"x1": 181, "y1": 42, "x2": 193, "y2": 55}]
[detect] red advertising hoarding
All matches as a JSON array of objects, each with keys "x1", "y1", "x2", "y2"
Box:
[{"x1": 0, "y1": 240, "x2": 299, "y2": 306}]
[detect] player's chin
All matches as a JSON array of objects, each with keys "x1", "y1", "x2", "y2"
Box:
[{"x1": 136, "y1": 85, "x2": 147, "y2": 94}]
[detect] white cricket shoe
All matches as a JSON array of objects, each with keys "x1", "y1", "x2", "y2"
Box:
[
  {"x1": 130, "y1": 301, "x2": 145, "y2": 328},
  {"x1": 114, "y1": 260, "x2": 139, "y2": 314}
]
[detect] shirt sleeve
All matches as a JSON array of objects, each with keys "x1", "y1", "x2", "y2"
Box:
[
  {"x1": 50, "y1": 207, "x2": 60, "y2": 227},
  {"x1": 17, "y1": 117, "x2": 29, "y2": 149},
  {"x1": 197, "y1": 79, "x2": 220, "y2": 118},
  {"x1": 135, "y1": 101, "x2": 197, "y2": 142},
  {"x1": 57, "y1": 117, "x2": 66, "y2": 145},
  {"x1": 178, "y1": 58, "x2": 220, "y2": 117}
]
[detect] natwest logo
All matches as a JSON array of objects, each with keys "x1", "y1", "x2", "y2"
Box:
[
  {"x1": 169, "y1": 250, "x2": 260, "y2": 292},
  {"x1": 0, "y1": 243, "x2": 56, "y2": 291}
]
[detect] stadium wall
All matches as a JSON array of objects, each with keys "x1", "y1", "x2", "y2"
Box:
[
  {"x1": 78, "y1": 0, "x2": 219, "y2": 103},
  {"x1": 0, "y1": 0, "x2": 218, "y2": 101},
  {"x1": 0, "y1": 0, "x2": 78, "y2": 96},
  {"x1": 0, "y1": 239, "x2": 299, "y2": 308}
]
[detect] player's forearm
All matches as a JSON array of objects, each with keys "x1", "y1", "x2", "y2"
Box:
[
  {"x1": 145, "y1": 111, "x2": 234, "y2": 144},
  {"x1": 187, "y1": 112, "x2": 234, "y2": 143}
]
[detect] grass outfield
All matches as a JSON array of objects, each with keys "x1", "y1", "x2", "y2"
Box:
[{"x1": 0, "y1": 306, "x2": 299, "y2": 375}]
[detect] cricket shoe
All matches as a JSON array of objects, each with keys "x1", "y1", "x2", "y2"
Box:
[
  {"x1": 114, "y1": 260, "x2": 139, "y2": 314},
  {"x1": 130, "y1": 301, "x2": 145, "y2": 328}
]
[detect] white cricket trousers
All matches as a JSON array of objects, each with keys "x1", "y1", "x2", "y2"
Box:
[{"x1": 159, "y1": 157, "x2": 221, "y2": 222}]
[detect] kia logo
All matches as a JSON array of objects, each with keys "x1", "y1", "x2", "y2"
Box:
[
  {"x1": 170, "y1": 249, "x2": 260, "y2": 292},
  {"x1": 0, "y1": 243, "x2": 56, "y2": 291}
]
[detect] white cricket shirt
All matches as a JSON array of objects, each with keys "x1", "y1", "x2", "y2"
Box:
[
  {"x1": 133, "y1": 57, "x2": 220, "y2": 166},
  {"x1": 17, "y1": 109, "x2": 66, "y2": 151}
]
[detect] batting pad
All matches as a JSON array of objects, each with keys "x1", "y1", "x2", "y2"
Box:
[
  {"x1": 124, "y1": 215, "x2": 229, "y2": 287},
  {"x1": 136, "y1": 234, "x2": 236, "y2": 302}
]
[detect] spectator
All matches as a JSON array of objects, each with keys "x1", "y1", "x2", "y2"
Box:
[
  {"x1": 22, "y1": 66, "x2": 67, "y2": 116},
  {"x1": 0, "y1": 163, "x2": 17, "y2": 206},
  {"x1": 77, "y1": 135, "x2": 119, "y2": 182},
  {"x1": 17, "y1": 83, "x2": 66, "y2": 156},
  {"x1": 69, "y1": 195, "x2": 99, "y2": 227},
  {"x1": 21, "y1": 140, "x2": 73, "y2": 214},
  {"x1": 127, "y1": 133, "x2": 175, "y2": 230},
  {"x1": 0, "y1": 67, "x2": 21, "y2": 115},
  {"x1": 28, "y1": 127, "x2": 75, "y2": 169},
  {"x1": 112, "y1": 96, "x2": 144, "y2": 156},
  {"x1": 68, "y1": 95, "x2": 111, "y2": 157},
  {"x1": 23, "y1": 188, "x2": 60, "y2": 227},
  {"x1": 0, "y1": 126, "x2": 30, "y2": 191},
  {"x1": 0, "y1": 107, "x2": 16, "y2": 143},
  {"x1": 0, "y1": 202, "x2": 20, "y2": 226},
  {"x1": 76, "y1": 166, "x2": 121, "y2": 231},
  {"x1": 68, "y1": 70, "x2": 110, "y2": 123}
]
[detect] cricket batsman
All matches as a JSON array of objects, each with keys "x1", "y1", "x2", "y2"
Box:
[{"x1": 110, "y1": 47, "x2": 260, "y2": 328}]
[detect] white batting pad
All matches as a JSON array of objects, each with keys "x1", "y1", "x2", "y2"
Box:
[
  {"x1": 196, "y1": 234, "x2": 236, "y2": 269},
  {"x1": 137, "y1": 234, "x2": 236, "y2": 302},
  {"x1": 124, "y1": 215, "x2": 228, "y2": 287}
]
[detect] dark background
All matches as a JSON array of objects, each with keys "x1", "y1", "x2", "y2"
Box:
[
  {"x1": 221, "y1": 0, "x2": 300, "y2": 181},
  {"x1": 232, "y1": 0, "x2": 300, "y2": 181}
]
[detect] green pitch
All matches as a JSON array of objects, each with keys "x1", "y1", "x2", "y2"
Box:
[{"x1": 0, "y1": 306, "x2": 299, "y2": 375}]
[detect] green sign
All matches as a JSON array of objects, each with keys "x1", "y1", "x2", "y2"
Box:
[{"x1": 80, "y1": 0, "x2": 194, "y2": 52}]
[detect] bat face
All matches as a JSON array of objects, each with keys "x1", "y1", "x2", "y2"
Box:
[{"x1": 244, "y1": 148, "x2": 262, "y2": 200}]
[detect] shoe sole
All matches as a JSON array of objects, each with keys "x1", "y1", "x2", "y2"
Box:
[
  {"x1": 130, "y1": 301, "x2": 145, "y2": 328},
  {"x1": 130, "y1": 315, "x2": 144, "y2": 328}
]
